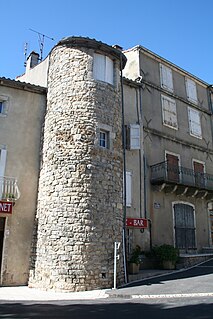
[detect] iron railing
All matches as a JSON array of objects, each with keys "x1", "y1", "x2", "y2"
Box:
[
  {"x1": 0, "y1": 176, "x2": 20, "y2": 201},
  {"x1": 150, "y1": 161, "x2": 213, "y2": 190}
]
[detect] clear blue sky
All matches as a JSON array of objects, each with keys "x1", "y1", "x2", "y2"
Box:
[{"x1": 1, "y1": 0, "x2": 212, "y2": 83}]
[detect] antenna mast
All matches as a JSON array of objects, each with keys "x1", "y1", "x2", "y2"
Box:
[{"x1": 29, "y1": 28, "x2": 54, "y2": 61}]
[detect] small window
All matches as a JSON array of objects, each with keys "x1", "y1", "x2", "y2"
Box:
[
  {"x1": 99, "y1": 130, "x2": 109, "y2": 148},
  {"x1": 127, "y1": 124, "x2": 140, "y2": 150},
  {"x1": 161, "y1": 95, "x2": 178, "y2": 129},
  {"x1": 93, "y1": 53, "x2": 114, "y2": 85},
  {"x1": 185, "y1": 78, "x2": 197, "y2": 104},
  {"x1": 126, "y1": 171, "x2": 132, "y2": 207},
  {"x1": 188, "y1": 107, "x2": 202, "y2": 138},
  {"x1": 160, "y1": 64, "x2": 173, "y2": 92},
  {"x1": 0, "y1": 96, "x2": 9, "y2": 117}
]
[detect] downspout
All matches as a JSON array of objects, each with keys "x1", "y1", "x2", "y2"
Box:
[
  {"x1": 120, "y1": 54, "x2": 128, "y2": 284},
  {"x1": 135, "y1": 88, "x2": 143, "y2": 218}
]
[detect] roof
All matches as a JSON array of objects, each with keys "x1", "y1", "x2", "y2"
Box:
[
  {"x1": 55, "y1": 36, "x2": 127, "y2": 69},
  {"x1": 124, "y1": 45, "x2": 210, "y2": 87},
  {"x1": 0, "y1": 77, "x2": 47, "y2": 94}
]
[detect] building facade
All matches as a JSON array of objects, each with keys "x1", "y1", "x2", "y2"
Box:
[
  {"x1": 0, "y1": 36, "x2": 212, "y2": 290},
  {"x1": 124, "y1": 46, "x2": 213, "y2": 253},
  {"x1": 0, "y1": 78, "x2": 46, "y2": 285}
]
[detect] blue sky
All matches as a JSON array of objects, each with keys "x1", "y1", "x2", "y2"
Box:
[{"x1": 1, "y1": 0, "x2": 212, "y2": 83}]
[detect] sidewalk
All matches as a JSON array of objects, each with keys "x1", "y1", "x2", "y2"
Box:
[{"x1": 0, "y1": 269, "x2": 173, "y2": 301}]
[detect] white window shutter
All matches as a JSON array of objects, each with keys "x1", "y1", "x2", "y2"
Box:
[
  {"x1": 188, "y1": 107, "x2": 202, "y2": 137},
  {"x1": 0, "y1": 149, "x2": 7, "y2": 177},
  {"x1": 93, "y1": 53, "x2": 105, "y2": 82},
  {"x1": 126, "y1": 171, "x2": 132, "y2": 207},
  {"x1": 160, "y1": 64, "x2": 173, "y2": 92},
  {"x1": 162, "y1": 95, "x2": 177, "y2": 128},
  {"x1": 105, "y1": 56, "x2": 114, "y2": 84},
  {"x1": 129, "y1": 124, "x2": 140, "y2": 149},
  {"x1": 186, "y1": 78, "x2": 197, "y2": 103}
]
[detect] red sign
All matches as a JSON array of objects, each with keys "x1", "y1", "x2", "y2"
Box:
[
  {"x1": 126, "y1": 217, "x2": 148, "y2": 229},
  {"x1": 0, "y1": 201, "x2": 13, "y2": 214}
]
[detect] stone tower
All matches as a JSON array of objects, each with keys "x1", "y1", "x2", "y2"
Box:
[{"x1": 29, "y1": 37, "x2": 127, "y2": 291}]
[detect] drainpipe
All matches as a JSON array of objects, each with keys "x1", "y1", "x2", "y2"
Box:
[{"x1": 120, "y1": 54, "x2": 128, "y2": 284}]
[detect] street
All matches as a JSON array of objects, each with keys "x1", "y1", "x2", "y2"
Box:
[{"x1": 0, "y1": 259, "x2": 212, "y2": 318}]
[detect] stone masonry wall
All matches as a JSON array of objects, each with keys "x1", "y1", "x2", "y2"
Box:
[{"x1": 29, "y1": 43, "x2": 124, "y2": 291}]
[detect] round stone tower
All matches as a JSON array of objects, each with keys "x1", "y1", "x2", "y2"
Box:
[{"x1": 29, "y1": 37, "x2": 127, "y2": 291}]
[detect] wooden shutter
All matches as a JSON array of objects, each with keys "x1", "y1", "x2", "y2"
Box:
[
  {"x1": 186, "y1": 78, "x2": 197, "y2": 103},
  {"x1": 0, "y1": 149, "x2": 7, "y2": 177},
  {"x1": 126, "y1": 171, "x2": 132, "y2": 207},
  {"x1": 166, "y1": 153, "x2": 179, "y2": 182},
  {"x1": 188, "y1": 108, "x2": 201, "y2": 137},
  {"x1": 129, "y1": 124, "x2": 140, "y2": 149},
  {"x1": 93, "y1": 53, "x2": 105, "y2": 82},
  {"x1": 160, "y1": 64, "x2": 173, "y2": 92},
  {"x1": 193, "y1": 161, "x2": 205, "y2": 187},
  {"x1": 105, "y1": 56, "x2": 113, "y2": 84},
  {"x1": 162, "y1": 95, "x2": 177, "y2": 128}
]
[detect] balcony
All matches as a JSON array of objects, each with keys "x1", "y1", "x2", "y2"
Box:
[
  {"x1": 0, "y1": 176, "x2": 20, "y2": 202},
  {"x1": 150, "y1": 161, "x2": 213, "y2": 199}
]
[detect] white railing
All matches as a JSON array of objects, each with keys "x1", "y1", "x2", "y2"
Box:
[{"x1": 0, "y1": 176, "x2": 20, "y2": 201}]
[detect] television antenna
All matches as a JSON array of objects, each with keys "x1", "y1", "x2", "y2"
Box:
[{"x1": 29, "y1": 28, "x2": 54, "y2": 61}]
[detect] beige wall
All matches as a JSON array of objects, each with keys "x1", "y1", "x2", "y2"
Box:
[{"x1": 0, "y1": 81, "x2": 46, "y2": 285}]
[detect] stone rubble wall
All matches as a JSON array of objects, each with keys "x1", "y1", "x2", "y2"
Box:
[{"x1": 29, "y1": 44, "x2": 124, "y2": 291}]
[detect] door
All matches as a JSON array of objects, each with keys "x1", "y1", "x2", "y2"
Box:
[
  {"x1": 166, "y1": 153, "x2": 180, "y2": 182},
  {"x1": 193, "y1": 161, "x2": 205, "y2": 188},
  {"x1": 174, "y1": 203, "x2": 196, "y2": 251},
  {"x1": 0, "y1": 217, "x2": 5, "y2": 271},
  {"x1": 210, "y1": 214, "x2": 213, "y2": 246}
]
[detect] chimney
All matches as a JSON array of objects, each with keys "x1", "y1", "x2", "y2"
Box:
[{"x1": 26, "y1": 51, "x2": 40, "y2": 71}]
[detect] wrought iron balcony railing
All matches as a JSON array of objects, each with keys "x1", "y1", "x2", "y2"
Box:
[
  {"x1": 150, "y1": 161, "x2": 213, "y2": 191},
  {"x1": 0, "y1": 176, "x2": 20, "y2": 201}
]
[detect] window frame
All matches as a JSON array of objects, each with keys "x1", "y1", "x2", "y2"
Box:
[{"x1": 161, "y1": 94, "x2": 178, "y2": 130}]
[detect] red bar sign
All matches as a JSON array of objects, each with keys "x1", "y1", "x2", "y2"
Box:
[
  {"x1": 0, "y1": 201, "x2": 13, "y2": 214},
  {"x1": 126, "y1": 217, "x2": 148, "y2": 229}
]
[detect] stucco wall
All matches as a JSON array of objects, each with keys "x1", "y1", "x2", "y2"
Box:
[{"x1": 0, "y1": 83, "x2": 46, "y2": 285}]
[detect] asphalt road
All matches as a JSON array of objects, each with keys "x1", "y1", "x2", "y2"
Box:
[{"x1": 0, "y1": 259, "x2": 212, "y2": 318}]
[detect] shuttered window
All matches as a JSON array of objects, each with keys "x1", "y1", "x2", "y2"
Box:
[
  {"x1": 185, "y1": 78, "x2": 197, "y2": 104},
  {"x1": 93, "y1": 53, "x2": 114, "y2": 85},
  {"x1": 126, "y1": 171, "x2": 132, "y2": 207},
  {"x1": 161, "y1": 95, "x2": 178, "y2": 129},
  {"x1": 129, "y1": 124, "x2": 140, "y2": 150},
  {"x1": 188, "y1": 107, "x2": 202, "y2": 138},
  {"x1": 0, "y1": 149, "x2": 7, "y2": 177},
  {"x1": 160, "y1": 64, "x2": 173, "y2": 92}
]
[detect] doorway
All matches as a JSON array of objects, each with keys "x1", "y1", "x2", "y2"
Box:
[
  {"x1": 174, "y1": 203, "x2": 196, "y2": 251},
  {"x1": 0, "y1": 217, "x2": 5, "y2": 272}
]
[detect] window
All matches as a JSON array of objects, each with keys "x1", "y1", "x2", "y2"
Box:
[
  {"x1": 185, "y1": 78, "x2": 197, "y2": 104},
  {"x1": 188, "y1": 107, "x2": 202, "y2": 138},
  {"x1": 127, "y1": 124, "x2": 140, "y2": 150},
  {"x1": 0, "y1": 148, "x2": 7, "y2": 177},
  {"x1": 0, "y1": 95, "x2": 9, "y2": 117},
  {"x1": 161, "y1": 95, "x2": 178, "y2": 129},
  {"x1": 93, "y1": 53, "x2": 114, "y2": 85},
  {"x1": 193, "y1": 160, "x2": 205, "y2": 188},
  {"x1": 166, "y1": 153, "x2": 180, "y2": 183},
  {"x1": 99, "y1": 130, "x2": 109, "y2": 148},
  {"x1": 160, "y1": 64, "x2": 173, "y2": 92},
  {"x1": 125, "y1": 171, "x2": 132, "y2": 207}
]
